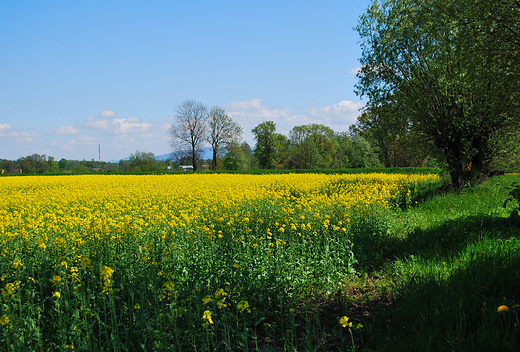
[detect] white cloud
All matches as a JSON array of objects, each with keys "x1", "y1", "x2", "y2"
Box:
[
  {"x1": 53, "y1": 125, "x2": 79, "y2": 135},
  {"x1": 84, "y1": 116, "x2": 154, "y2": 134},
  {"x1": 0, "y1": 123, "x2": 13, "y2": 131},
  {"x1": 99, "y1": 110, "x2": 116, "y2": 118},
  {"x1": 86, "y1": 116, "x2": 110, "y2": 130},
  {"x1": 307, "y1": 100, "x2": 363, "y2": 118},
  {"x1": 308, "y1": 100, "x2": 321, "y2": 105},
  {"x1": 113, "y1": 117, "x2": 153, "y2": 134}
]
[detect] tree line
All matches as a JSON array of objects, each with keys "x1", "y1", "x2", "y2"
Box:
[
  {"x1": 0, "y1": 152, "x2": 174, "y2": 174},
  {"x1": 168, "y1": 99, "x2": 436, "y2": 172}
]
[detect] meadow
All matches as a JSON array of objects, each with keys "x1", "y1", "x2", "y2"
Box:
[{"x1": 0, "y1": 172, "x2": 518, "y2": 351}]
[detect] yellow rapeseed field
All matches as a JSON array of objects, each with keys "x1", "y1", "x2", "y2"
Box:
[
  {"x1": 0, "y1": 173, "x2": 436, "y2": 245},
  {"x1": 0, "y1": 173, "x2": 439, "y2": 350}
]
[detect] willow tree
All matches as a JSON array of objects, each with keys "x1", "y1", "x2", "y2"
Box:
[{"x1": 355, "y1": 0, "x2": 520, "y2": 188}]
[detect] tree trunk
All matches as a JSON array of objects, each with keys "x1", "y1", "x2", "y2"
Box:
[
  {"x1": 192, "y1": 147, "x2": 197, "y2": 171},
  {"x1": 471, "y1": 137, "x2": 490, "y2": 184},
  {"x1": 212, "y1": 148, "x2": 218, "y2": 171}
]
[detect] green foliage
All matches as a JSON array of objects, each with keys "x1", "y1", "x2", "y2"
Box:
[
  {"x1": 356, "y1": 0, "x2": 520, "y2": 188},
  {"x1": 348, "y1": 135, "x2": 382, "y2": 168},
  {"x1": 222, "y1": 141, "x2": 251, "y2": 170},
  {"x1": 71, "y1": 164, "x2": 90, "y2": 173},
  {"x1": 285, "y1": 124, "x2": 338, "y2": 169},
  {"x1": 129, "y1": 150, "x2": 159, "y2": 172},
  {"x1": 58, "y1": 158, "x2": 70, "y2": 170},
  {"x1": 252, "y1": 121, "x2": 286, "y2": 169}
]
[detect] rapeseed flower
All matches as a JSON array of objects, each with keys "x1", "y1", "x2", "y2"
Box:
[
  {"x1": 339, "y1": 316, "x2": 352, "y2": 328},
  {"x1": 0, "y1": 314, "x2": 10, "y2": 326},
  {"x1": 202, "y1": 310, "x2": 214, "y2": 324},
  {"x1": 237, "y1": 300, "x2": 251, "y2": 313}
]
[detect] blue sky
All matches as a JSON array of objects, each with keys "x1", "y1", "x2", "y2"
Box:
[{"x1": 1, "y1": 0, "x2": 371, "y2": 161}]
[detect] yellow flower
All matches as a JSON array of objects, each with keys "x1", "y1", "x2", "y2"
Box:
[
  {"x1": 12, "y1": 260, "x2": 23, "y2": 270},
  {"x1": 339, "y1": 316, "x2": 352, "y2": 328},
  {"x1": 202, "y1": 310, "x2": 214, "y2": 324},
  {"x1": 52, "y1": 275, "x2": 62, "y2": 284},
  {"x1": 0, "y1": 314, "x2": 10, "y2": 326},
  {"x1": 215, "y1": 288, "x2": 227, "y2": 298},
  {"x1": 497, "y1": 305, "x2": 509, "y2": 313},
  {"x1": 202, "y1": 295, "x2": 214, "y2": 305},
  {"x1": 100, "y1": 265, "x2": 114, "y2": 294},
  {"x1": 237, "y1": 300, "x2": 251, "y2": 313},
  {"x1": 53, "y1": 291, "x2": 61, "y2": 298}
]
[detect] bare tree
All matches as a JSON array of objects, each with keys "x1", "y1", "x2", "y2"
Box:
[
  {"x1": 207, "y1": 106, "x2": 243, "y2": 170},
  {"x1": 169, "y1": 100, "x2": 209, "y2": 171}
]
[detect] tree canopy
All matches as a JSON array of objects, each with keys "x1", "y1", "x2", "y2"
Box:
[
  {"x1": 252, "y1": 121, "x2": 286, "y2": 169},
  {"x1": 355, "y1": 0, "x2": 520, "y2": 188}
]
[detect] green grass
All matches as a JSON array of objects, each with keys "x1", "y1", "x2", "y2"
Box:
[{"x1": 350, "y1": 175, "x2": 520, "y2": 351}]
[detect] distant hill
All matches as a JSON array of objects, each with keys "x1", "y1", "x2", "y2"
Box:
[
  {"x1": 155, "y1": 147, "x2": 213, "y2": 161},
  {"x1": 109, "y1": 147, "x2": 213, "y2": 163}
]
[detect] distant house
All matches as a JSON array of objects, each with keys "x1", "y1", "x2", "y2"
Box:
[
  {"x1": 9, "y1": 169, "x2": 22, "y2": 174},
  {"x1": 179, "y1": 165, "x2": 193, "y2": 171}
]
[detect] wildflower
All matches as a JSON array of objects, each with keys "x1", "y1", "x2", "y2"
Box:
[
  {"x1": 202, "y1": 310, "x2": 214, "y2": 324},
  {"x1": 237, "y1": 300, "x2": 251, "y2": 313},
  {"x1": 1, "y1": 281, "x2": 21, "y2": 299},
  {"x1": 339, "y1": 316, "x2": 352, "y2": 328},
  {"x1": 356, "y1": 323, "x2": 363, "y2": 329},
  {"x1": 100, "y1": 265, "x2": 114, "y2": 294},
  {"x1": 202, "y1": 295, "x2": 214, "y2": 305},
  {"x1": 215, "y1": 288, "x2": 226, "y2": 298},
  {"x1": 52, "y1": 275, "x2": 62, "y2": 284},
  {"x1": 134, "y1": 303, "x2": 141, "y2": 309},
  {"x1": 70, "y1": 267, "x2": 80, "y2": 283},
  {"x1": 498, "y1": 305, "x2": 509, "y2": 313},
  {"x1": 53, "y1": 291, "x2": 61, "y2": 298},
  {"x1": 0, "y1": 314, "x2": 10, "y2": 326},
  {"x1": 12, "y1": 260, "x2": 23, "y2": 270}
]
